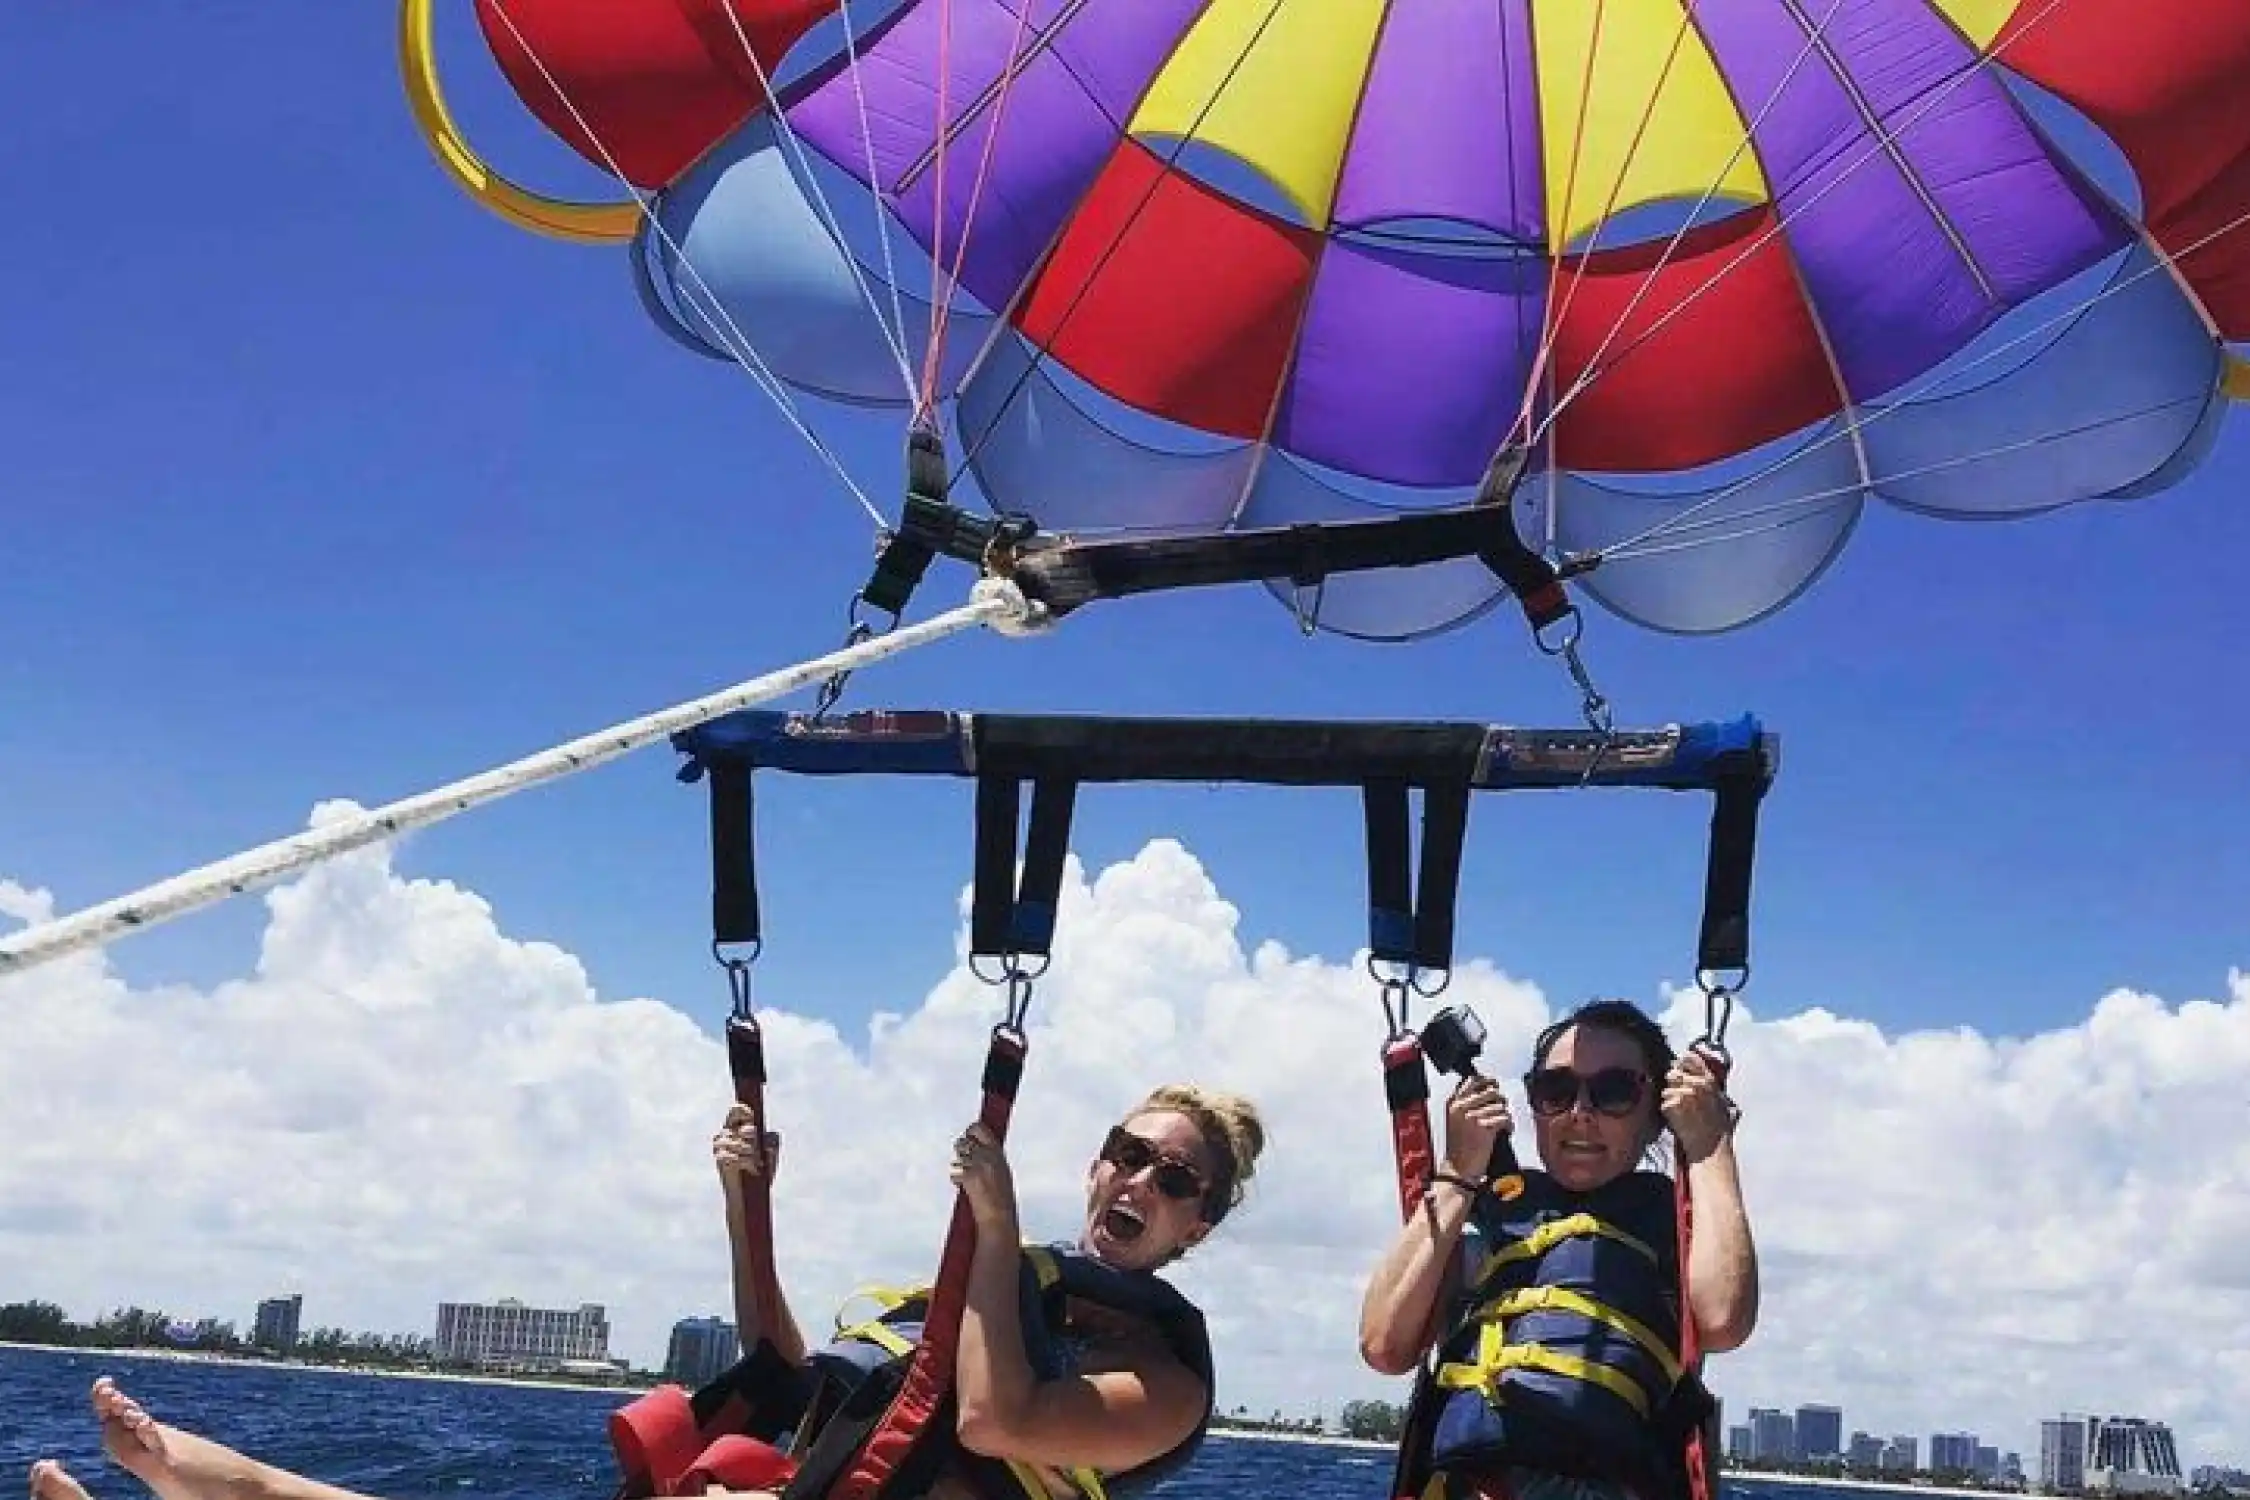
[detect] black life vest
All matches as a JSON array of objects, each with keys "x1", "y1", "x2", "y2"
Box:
[
  {"x1": 617, "y1": 1242, "x2": 1212, "y2": 1500},
  {"x1": 1403, "y1": 1170, "x2": 1713, "y2": 1498}
]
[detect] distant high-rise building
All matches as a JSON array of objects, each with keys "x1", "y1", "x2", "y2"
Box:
[
  {"x1": 1883, "y1": 1436, "x2": 1919, "y2": 1474},
  {"x1": 252, "y1": 1295, "x2": 303, "y2": 1355},
  {"x1": 1976, "y1": 1446, "x2": 2001, "y2": 1481},
  {"x1": 1932, "y1": 1433, "x2": 1981, "y2": 1475},
  {"x1": 2003, "y1": 1452, "x2": 2025, "y2": 1485},
  {"x1": 665, "y1": 1317, "x2": 739, "y2": 1388},
  {"x1": 433, "y1": 1299, "x2": 609, "y2": 1371},
  {"x1": 1729, "y1": 1426, "x2": 1756, "y2": 1463},
  {"x1": 1848, "y1": 1433, "x2": 1886, "y2": 1474},
  {"x1": 1796, "y1": 1405, "x2": 1844, "y2": 1463},
  {"x1": 2044, "y1": 1416, "x2": 2089, "y2": 1493},
  {"x1": 2084, "y1": 1417, "x2": 2182, "y2": 1494},
  {"x1": 1751, "y1": 1408, "x2": 1797, "y2": 1465}
]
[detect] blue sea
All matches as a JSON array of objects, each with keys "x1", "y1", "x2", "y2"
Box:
[{"x1": 1, "y1": 1345, "x2": 1847, "y2": 1500}]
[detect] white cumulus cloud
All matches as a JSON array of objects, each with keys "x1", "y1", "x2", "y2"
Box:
[{"x1": 2, "y1": 813, "x2": 2246, "y2": 1467}]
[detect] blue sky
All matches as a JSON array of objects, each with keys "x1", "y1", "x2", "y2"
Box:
[{"x1": 4, "y1": 4, "x2": 2246, "y2": 1057}]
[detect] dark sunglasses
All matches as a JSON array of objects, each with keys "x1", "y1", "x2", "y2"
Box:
[
  {"x1": 1100, "y1": 1126, "x2": 1208, "y2": 1202},
  {"x1": 1524, "y1": 1065, "x2": 1648, "y2": 1118}
]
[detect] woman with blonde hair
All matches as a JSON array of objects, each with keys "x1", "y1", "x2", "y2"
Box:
[{"x1": 26, "y1": 1085, "x2": 1266, "y2": 1500}]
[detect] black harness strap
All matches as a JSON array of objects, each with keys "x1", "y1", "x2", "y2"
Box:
[
  {"x1": 1006, "y1": 443, "x2": 1570, "y2": 633},
  {"x1": 1697, "y1": 752, "x2": 1770, "y2": 976},
  {"x1": 1362, "y1": 779, "x2": 1473, "y2": 975},
  {"x1": 709, "y1": 760, "x2": 761, "y2": 949},
  {"x1": 971, "y1": 775, "x2": 1078, "y2": 961},
  {"x1": 700, "y1": 759, "x2": 787, "y2": 1386}
]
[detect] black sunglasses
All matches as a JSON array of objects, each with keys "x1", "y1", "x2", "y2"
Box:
[
  {"x1": 1100, "y1": 1126, "x2": 1208, "y2": 1203},
  {"x1": 1524, "y1": 1065, "x2": 1649, "y2": 1118}
]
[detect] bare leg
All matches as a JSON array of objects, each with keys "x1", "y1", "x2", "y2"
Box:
[{"x1": 87, "y1": 1379, "x2": 379, "y2": 1500}]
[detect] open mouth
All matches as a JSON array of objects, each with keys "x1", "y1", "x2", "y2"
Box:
[{"x1": 1100, "y1": 1201, "x2": 1148, "y2": 1244}]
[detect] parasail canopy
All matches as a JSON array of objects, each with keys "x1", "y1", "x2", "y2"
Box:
[{"x1": 406, "y1": 0, "x2": 2250, "y2": 644}]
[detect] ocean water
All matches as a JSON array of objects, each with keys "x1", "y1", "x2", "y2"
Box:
[{"x1": 0, "y1": 1346, "x2": 1841, "y2": 1500}]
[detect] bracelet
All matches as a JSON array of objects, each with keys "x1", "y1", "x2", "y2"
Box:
[{"x1": 1426, "y1": 1169, "x2": 1485, "y2": 1198}]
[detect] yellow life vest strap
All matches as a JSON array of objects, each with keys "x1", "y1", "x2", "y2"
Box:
[
  {"x1": 1472, "y1": 1213, "x2": 1659, "y2": 1287},
  {"x1": 1002, "y1": 1460, "x2": 1112, "y2": 1500},
  {"x1": 1435, "y1": 1324, "x2": 1656, "y2": 1418},
  {"x1": 1472, "y1": 1286, "x2": 1683, "y2": 1386},
  {"x1": 834, "y1": 1244, "x2": 1067, "y2": 1339}
]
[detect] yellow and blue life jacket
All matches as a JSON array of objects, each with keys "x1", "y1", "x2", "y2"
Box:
[{"x1": 1419, "y1": 1169, "x2": 1695, "y2": 1493}]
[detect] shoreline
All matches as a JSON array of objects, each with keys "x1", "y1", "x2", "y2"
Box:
[
  {"x1": 0, "y1": 1345, "x2": 2043, "y2": 1496},
  {"x1": 0, "y1": 1340, "x2": 649, "y2": 1396},
  {"x1": 1732, "y1": 1472, "x2": 2026, "y2": 1499}
]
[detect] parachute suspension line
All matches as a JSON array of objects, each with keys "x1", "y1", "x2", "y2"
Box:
[
  {"x1": 704, "y1": 2, "x2": 919, "y2": 403},
  {"x1": 1531, "y1": 0, "x2": 1850, "y2": 447},
  {"x1": 0, "y1": 584, "x2": 1042, "y2": 978},
  {"x1": 1518, "y1": 0, "x2": 1706, "y2": 447},
  {"x1": 1506, "y1": 0, "x2": 1612, "y2": 450},
  {"x1": 1573, "y1": 198, "x2": 2250, "y2": 569},
  {"x1": 478, "y1": 0, "x2": 887, "y2": 526},
  {"x1": 918, "y1": 0, "x2": 959, "y2": 418},
  {"x1": 1530, "y1": 0, "x2": 2079, "y2": 449},
  {"x1": 1594, "y1": 390, "x2": 2216, "y2": 567},
  {"x1": 946, "y1": 0, "x2": 1296, "y2": 488},
  {"x1": 918, "y1": 0, "x2": 1042, "y2": 420},
  {"x1": 834, "y1": 1, "x2": 917, "y2": 401}
]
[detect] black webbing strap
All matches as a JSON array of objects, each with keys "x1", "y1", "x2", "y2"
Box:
[
  {"x1": 701, "y1": 760, "x2": 787, "y2": 1370},
  {"x1": 857, "y1": 429, "x2": 1039, "y2": 621},
  {"x1": 1362, "y1": 779, "x2": 1473, "y2": 973},
  {"x1": 970, "y1": 775, "x2": 1079, "y2": 960},
  {"x1": 709, "y1": 760, "x2": 761, "y2": 948},
  {"x1": 1007, "y1": 444, "x2": 1570, "y2": 631},
  {"x1": 1697, "y1": 753, "x2": 1769, "y2": 974}
]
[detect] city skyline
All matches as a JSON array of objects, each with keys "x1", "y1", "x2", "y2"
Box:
[
  {"x1": 19, "y1": 1276, "x2": 2232, "y2": 1483},
  {"x1": 1726, "y1": 1398, "x2": 2195, "y2": 1495}
]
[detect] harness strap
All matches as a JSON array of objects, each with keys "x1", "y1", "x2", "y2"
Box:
[
  {"x1": 971, "y1": 776, "x2": 1078, "y2": 961},
  {"x1": 816, "y1": 1024, "x2": 1030, "y2": 1500},
  {"x1": 1696, "y1": 756, "x2": 1769, "y2": 975},
  {"x1": 1673, "y1": 1045, "x2": 1734, "y2": 1500},
  {"x1": 709, "y1": 760, "x2": 761, "y2": 948},
  {"x1": 1381, "y1": 1029, "x2": 1452, "y2": 1500},
  {"x1": 707, "y1": 761, "x2": 785, "y2": 1353},
  {"x1": 1362, "y1": 780, "x2": 1472, "y2": 974},
  {"x1": 1383, "y1": 1034, "x2": 1438, "y2": 1223}
]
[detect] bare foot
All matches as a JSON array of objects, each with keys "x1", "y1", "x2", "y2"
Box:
[
  {"x1": 88, "y1": 1380, "x2": 192, "y2": 1500},
  {"x1": 29, "y1": 1460, "x2": 95, "y2": 1500},
  {"x1": 87, "y1": 1377, "x2": 377, "y2": 1500}
]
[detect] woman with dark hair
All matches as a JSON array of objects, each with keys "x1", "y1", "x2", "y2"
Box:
[{"x1": 1359, "y1": 998, "x2": 1758, "y2": 1500}]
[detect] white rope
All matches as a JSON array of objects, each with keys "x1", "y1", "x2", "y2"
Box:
[{"x1": 0, "y1": 582, "x2": 1042, "y2": 978}]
